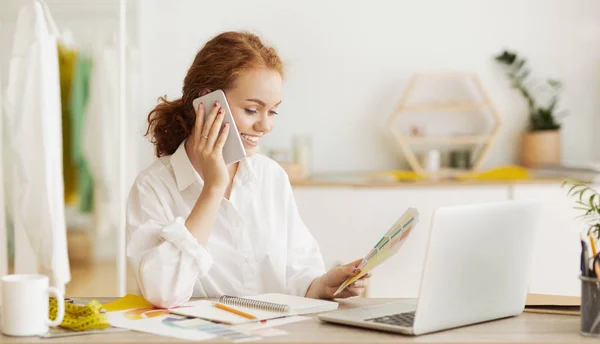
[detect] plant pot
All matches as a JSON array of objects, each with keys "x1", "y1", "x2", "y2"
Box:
[{"x1": 519, "y1": 130, "x2": 561, "y2": 168}]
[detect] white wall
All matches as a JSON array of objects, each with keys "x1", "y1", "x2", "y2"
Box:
[{"x1": 137, "y1": 0, "x2": 600, "y2": 174}]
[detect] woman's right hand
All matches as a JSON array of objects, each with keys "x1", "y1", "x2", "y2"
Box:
[{"x1": 189, "y1": 100, "x2": 230, "y2": 192}]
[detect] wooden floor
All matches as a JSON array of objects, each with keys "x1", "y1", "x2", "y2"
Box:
[
  {"x1": 8, "y1": 230, "x2": 138, "y2": 297},
  {"x1": 6, "y1": 260, "x2": 124, "y2": 297},
  {"x1": 67, "y1": 261, "x2": 123, "y2": 297}
]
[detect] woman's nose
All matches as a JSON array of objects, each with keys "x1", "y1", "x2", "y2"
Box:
[{"x1": 254, "y1": 113, "x2": 272, "y2": 133}]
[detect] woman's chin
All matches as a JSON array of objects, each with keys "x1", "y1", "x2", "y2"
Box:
[{"x1": 243, "y1": 146, "x2": 255, "y2": 156}]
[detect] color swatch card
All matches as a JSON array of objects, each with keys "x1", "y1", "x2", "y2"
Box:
[{"x1": 334, "y1": 208, "x2": 419, "y2": 296}]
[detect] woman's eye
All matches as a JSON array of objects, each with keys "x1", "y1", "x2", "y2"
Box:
[
  {"x1": 269, "y1": 111, "x2": 279, "y2": 116},
  {"x1": 244, "y1": 108, "x2": 257, "y2": 115}
]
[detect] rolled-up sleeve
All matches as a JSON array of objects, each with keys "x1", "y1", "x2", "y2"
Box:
[
  {"x1": 126, "y1": 179, "x2": 213, "y2": 308},
  {"x1": 283, "y1": 180, "x2": 326, "y2": 297}
]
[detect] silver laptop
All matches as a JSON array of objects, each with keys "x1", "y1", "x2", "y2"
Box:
[{"x1": 318, "y1": 200, "x2": 542, "y2": 335}]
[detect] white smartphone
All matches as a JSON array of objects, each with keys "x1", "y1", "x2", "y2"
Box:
[{"x1": 192, "y1": 90, "x2": 246, "y2": 165}]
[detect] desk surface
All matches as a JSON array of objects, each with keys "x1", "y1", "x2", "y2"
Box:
[{"x1": 1, "y1": 298, "x2": 596, "y2": 344}]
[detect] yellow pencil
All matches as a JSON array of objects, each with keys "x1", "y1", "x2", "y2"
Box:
[
  {"x1": 589, "y1": 235, "x2": 598, "y2": 257},
  {"x1": 589, "y1": 235, "x2": 600, "y2": 277},
  {"x1": 215, "y1": 303, "x2": 256, "y2": 320}
]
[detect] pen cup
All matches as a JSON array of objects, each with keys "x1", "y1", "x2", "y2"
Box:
[{"x1": 580, "y1": 275, "x2": 600, "y2": 337}]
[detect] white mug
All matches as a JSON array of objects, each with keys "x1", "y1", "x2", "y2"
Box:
[{"x1": 1, "y1": 274, "x2": 65, "y2": 336}]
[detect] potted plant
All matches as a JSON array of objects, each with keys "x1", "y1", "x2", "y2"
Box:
[
  {"x1": 562, "y1": 179, "x2": 600, "y2": 336},
  {"x1": 494, "y1": 50, "x2": 566, "y2": 167}
]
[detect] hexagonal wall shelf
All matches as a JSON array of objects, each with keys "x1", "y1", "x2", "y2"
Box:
[{"x1": 387, "y1": 73, "x2": 502, "y2": 178}]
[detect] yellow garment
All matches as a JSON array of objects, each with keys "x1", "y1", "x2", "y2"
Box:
[{"x1": 58, "y1": 43, "x2": 78, "y2": 204}]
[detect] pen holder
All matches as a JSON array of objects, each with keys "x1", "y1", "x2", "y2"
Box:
[{"x1": 580, "y1": 275, "x2": 600, "y2": 337}]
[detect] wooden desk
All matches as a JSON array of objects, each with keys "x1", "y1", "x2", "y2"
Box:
[{"x1": 0, "y1": 298, "x2": 596, "y2": 344}]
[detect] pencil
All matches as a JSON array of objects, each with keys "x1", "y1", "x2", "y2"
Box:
[
  {"x1": 589, "y1": 235, "x2": 598, "y2": 257},
  {"x1": 215, "y1": 303, "x2": 257, "y2": 320},
  {"x1": 589, "y1": 235, "x2": 600, "y2": 277}
]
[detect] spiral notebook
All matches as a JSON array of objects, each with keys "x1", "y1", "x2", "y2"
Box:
[{"x1": 170, "y1": 293, "x2": 338, "y2": 325}]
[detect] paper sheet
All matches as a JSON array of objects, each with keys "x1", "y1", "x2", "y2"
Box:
[
  {"x1": 102, "y1": 293, "x2": 297, "y2": 341},
  {"x1": 334, "y1": 208, "x2": 419, "y2": 295},
  {"x1": 105, "y1": 302, "x2": 284, "y2": 342},
  {"x1": 107, "y1": 310, "x2": 218, "y2": 341}
]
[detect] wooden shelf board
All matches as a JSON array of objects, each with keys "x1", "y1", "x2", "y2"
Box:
[
  {"x1": 399, "y1": 102, "x2": 489, "y2": 112},
  {"x1": 401, "y1": 135, "x2": 491, "y2": 144}
]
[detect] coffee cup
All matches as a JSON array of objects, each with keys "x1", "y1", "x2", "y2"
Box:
[{"x1": 1, "y1": 274, "x2": 64, "y2": 336}]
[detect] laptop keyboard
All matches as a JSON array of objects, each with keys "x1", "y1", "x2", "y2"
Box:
[{"x1": 365, "y1": 311, "x2": 416, "y2": 327}]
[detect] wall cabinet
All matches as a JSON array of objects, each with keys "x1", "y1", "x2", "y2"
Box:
[
  {"x1": 292, "y1": 182, "x2": 585, "y2": 297},
  {"x1": 511, "y1": 185, "x2": 590, "y2": 297}
]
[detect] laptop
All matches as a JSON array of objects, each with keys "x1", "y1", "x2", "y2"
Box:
[{"x1": 318, "y1": 200, "x2": 542, "y2": 336}]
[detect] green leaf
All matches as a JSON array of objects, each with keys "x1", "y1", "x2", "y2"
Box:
[
  {"x1": 517, "y1": 70, "x2": 530, "y2": 82},
  {"x1": 568, "y1": 184, "x2": 580, "y2": 197},
  {"x1": 548, "y1": 79, "x2": 562, "y2": 89},
  {"x1": 547, "y1": 97, "x2": 558, "y2": 113},
  {"x1": 515, "y1": 59, "x2": 525, "y2": 70}
]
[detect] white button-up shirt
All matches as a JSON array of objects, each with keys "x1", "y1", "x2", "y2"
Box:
[
  {"x1": 126, "y1": 141, "x2": 326, "y2": 308},
  {"x1": 4, "y1": 0, "x2": 70, "y2": 291}
]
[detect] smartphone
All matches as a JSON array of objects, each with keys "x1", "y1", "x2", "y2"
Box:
[{"x1": 192, "y1": 90, "x2": 246, "y2": 165}]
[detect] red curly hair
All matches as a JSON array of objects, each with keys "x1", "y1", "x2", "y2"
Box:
[{"x1": 145, "y1": 31, "x2": 284, "y2": 157}]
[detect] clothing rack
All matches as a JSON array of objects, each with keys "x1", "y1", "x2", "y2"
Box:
[{"x1": 0, "y1": 0, "x2": 130, "y2": 296}]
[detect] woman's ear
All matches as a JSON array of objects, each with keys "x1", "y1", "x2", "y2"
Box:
[{"x1": 199, "y1": 88, "x2": 212, "y2": 96}]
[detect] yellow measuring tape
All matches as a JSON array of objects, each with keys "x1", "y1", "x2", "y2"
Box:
[{"x1": 49, "y1": 298, "x2": 111, "y2": 331}]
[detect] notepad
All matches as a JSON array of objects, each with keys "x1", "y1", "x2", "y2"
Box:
[{"x1": 169, "y1": 293, "x2": 338, "y2": 325}]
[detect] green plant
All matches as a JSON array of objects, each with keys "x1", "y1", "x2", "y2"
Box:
[
  {"x1": 562, "y1": 179, "x2": 600, "y2": 240},
  {"x1": 494, "y1": 50, "x2": 565, "y2": 132}
]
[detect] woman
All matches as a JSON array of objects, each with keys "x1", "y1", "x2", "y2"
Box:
[{"x1": 127, "y1": 31, "x2": 370, "y2": 308}]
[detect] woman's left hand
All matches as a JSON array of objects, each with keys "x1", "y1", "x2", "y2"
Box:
[{"x1": 308, "y1": 259, "x2": 371, "y2": 299}]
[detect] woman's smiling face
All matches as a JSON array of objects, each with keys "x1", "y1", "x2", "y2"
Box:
[{"x1": 224, "y1": 67, "x2": 283, "y2": 155}]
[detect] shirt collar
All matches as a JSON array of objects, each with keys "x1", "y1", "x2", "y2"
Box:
[
  {"x1": 171, "y1": 140, "x2": 200, "y2": 191},
  {"x1": 234, "y1": 156, "x2": 259, "y2": 195},
  {"x1": 237, "y1": 156, "x2": 257, "y2": 185}
]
